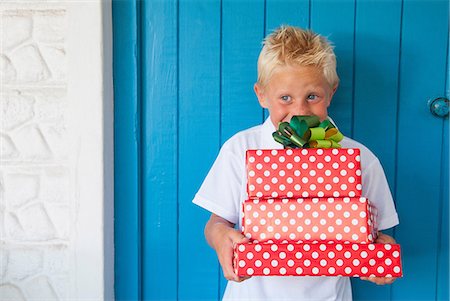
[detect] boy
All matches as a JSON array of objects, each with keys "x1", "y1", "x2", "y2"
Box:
[{"x1": 193, "y1": 26, "x2": 399, "y2": 300}]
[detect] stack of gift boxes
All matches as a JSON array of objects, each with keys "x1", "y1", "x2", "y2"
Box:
[{"x1": 233, "y1": 147, "x2": 402, "y2": 277}]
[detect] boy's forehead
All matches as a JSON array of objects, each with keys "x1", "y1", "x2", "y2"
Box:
[
  {"x1": 274, "y1": 64, "x2": 321, "y2": 73},
  {"x1": 263, "y1": 64, "x2": 333, "y2": 89},
  {"x1": 270, "y1": 65, "x2": 325, "y2": 82}
]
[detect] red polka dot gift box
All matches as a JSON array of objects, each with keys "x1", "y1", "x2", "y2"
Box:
[
  {"x1": 233, "y1": 242, "x2": 403, "y2": 277},
  {"x1": 241, "y1": 197, "x2": 378, "y2": 243},
  {"x1": 246, "y1": 148, "x2": 362, "y2": 199}
]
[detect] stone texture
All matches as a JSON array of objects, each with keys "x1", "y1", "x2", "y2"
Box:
[
  {"x1": 33, "y1": 90, "x2": 66, "y2": 124},
  {"x1": 23, "y1": 276, "x2": 59, "y2": 300},
  {"x1": 5, "y1": 212, "x2": 27, "y2": 241},
  {"x1": 0, "y1": 92, "x2": 35, "y2": 131},
  {"x1": 13, "y1": 124, "x2": 53, "y2": 161},
  {"x1": 1, "y1": 9, "x2": 66, "y2": 84},
  {"x1": 39, "y1": 45, "x2": 66, "y2": 81},
  {"x1": 10, "y1": 44, "x2": 51, "y2": 82},
  {"x1": 1, "y1": 14, "x2": 32, "y2": 51},
  {"x1": 0, "y1": 248, "x2": 7, "y2": 279},
  {"x1": 50, "y1": 275, "x2": 70, "y2": 300},
  {"x1": 0, "y1": 284, "x2": 26, "y2": 301},
  {"x1": 18, "y1": 203, "x2": 56, "y2": 241},
  {"x1": 33, "y1": 10, "x2": 66, "y2": 44},
  {"x1": 46, "y1": 205, "x2": 70, "y2": 239},
  {"x1": 4, "y1": 173, "x2": 39, "y2": 208},
  {"x1": 38, "y1": 124, "x2": 67, "y2": 160},
  {"x1": 0, "y1": 134, "x2": 19, "y2": 159},
  {"x1": 0, "y1": 6, "x2": 80, "y2": 301},
  {"x1": 0, "y1": 245, "x2": 71, "y2": 300},
  {"x1": 45, "y1": 245, "x2": 69, "y2": 275},
  {"x1": 0, "y1": 54, "x2": 17, "y2": 81},
  {"x1": 7, "y1": 248, "x2": 44, "y2": 281},
  {"x1": 0, "y1": 208, "x2": 5, "y2": 240}
]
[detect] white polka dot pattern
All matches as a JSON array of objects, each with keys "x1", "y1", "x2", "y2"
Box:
[
  {"x1": 246, "y1": 149, "x2": 362, "y2": 198},
  {"x1": 233, "y1": 242, "x2": 403, "y2": 277},
  {"x1": 242, "y1": 197, "x2": 378, "y2": 243}
]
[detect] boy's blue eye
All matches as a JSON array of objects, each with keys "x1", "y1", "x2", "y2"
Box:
[
  {"x1": 281, "y1": 95, "x2": 292, "y2": 102},
  {"x1": 307, "y1": 94, "x2": 317, "y2": 101}
]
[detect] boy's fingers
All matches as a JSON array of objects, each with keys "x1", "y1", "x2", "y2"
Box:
[
  {"x1": 361, "y1": 276, "x2": 396, "y2": 285},
  {"x1": 221, "y1": 256, "x2": 249, "y2": 282},
  {"x1": 218, "y1": 246, "x2": 238, "y2": 281},
  {"x1": 237, "y1": 276, "x2": 252, "y2": 282},
  {"x1": 375, "y1": 232, "x2": 396, "y2": 244},
  {"x1": 228, "y1": 230, "x2": 249, "y2": 244},
  {"x1": 218, "y1": 234, "x2": 244, "y2": 282},
  {"x1": 376, "y1": 236, "x2": 389, "y2": 244},
  {"x1": 222, "y1": 230, "x2": 251, "y2": 282}
]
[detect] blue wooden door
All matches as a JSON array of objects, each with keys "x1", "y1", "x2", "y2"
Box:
[{"x1": 113, "y1": 1, "x2": 449, "y2": 300}]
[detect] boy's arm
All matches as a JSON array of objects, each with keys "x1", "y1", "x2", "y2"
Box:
[
  {"x1": 360, "y1": 232, "x2": 397, "y2": 285},
  {"x1": 205, "y1": 214, "x2": 250, "y2": 282}
]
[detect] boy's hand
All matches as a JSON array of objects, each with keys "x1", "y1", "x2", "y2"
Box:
[
  {"x1": 205, "y1": 214, "x2": 251, "y2": 282},
  {"x1": 360, "y1": 232, "x2": 398, "y2": 285}
]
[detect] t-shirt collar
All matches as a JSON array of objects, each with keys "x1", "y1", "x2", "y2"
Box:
[{"x1": 261, "y1": 117, "x2": 284, "y2": 149}]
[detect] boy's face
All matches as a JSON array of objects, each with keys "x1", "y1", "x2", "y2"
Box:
[{"x1": 254, "y1": 65, "x2": 337, "y2": 127}]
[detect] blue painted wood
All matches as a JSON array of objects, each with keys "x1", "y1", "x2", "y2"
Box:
[
  {"x1": 437, "y1": 47, "x2": 450, "y2": 298},
  {"x1": 437, "y1": 46, "x2": 449, "y2": 299},
  {"x1": 112, "y1": 1, "x2": 140, "y2": 300},
  {"x1": 266, "y1": 0, "x2": 309, "y2": 32},
  {"x1": 178, "y1": 1, "x2": 222, "y2": 300},
  {"x1": 310, "y1": 0, "x2": 356, "y2": 148},
  {"x1": 437, "y1": 117, "x2": 449, "y2": 301},
  {"x1": 220, "y1": 1, "x2": 266, "y2": 297},
  {"x1": 140, "y1": 0, "x2": 178, "y2": 300},
  {"x1": 353, "y1": 0, "x2": 402, "y2": 189},
  {"x1": 311, "y1": 2, "x2": 400, "y2": 298},
  {"x1": 221, "y1": 0, "x2": 266, "y2": 143},
  {"x1": 113, "y1": 1, "x2": 450, "y2": 300},
  {"x1": 392, "y1": 0, "x2": 449, "y2": 299}
]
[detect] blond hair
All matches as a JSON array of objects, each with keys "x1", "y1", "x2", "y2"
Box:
[{"x1": 257, "y1": 25, "x2": 339, "y2": 88}]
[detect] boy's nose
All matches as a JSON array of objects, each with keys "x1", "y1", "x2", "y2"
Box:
[{"x1": 290, "y1": 103, "x2": 311, "y2": 117}]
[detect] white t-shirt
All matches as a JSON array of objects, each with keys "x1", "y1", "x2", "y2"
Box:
[{"x1": 193, "y1": 117, "x2": 399, "y2": 301}]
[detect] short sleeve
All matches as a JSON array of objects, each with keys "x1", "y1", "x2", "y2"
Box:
[
  {"x1": 192, "y1": 142, "x2": 245, "y2": 225},
  {"x1": 362, "y1": 158, "x2": 399, "y2": 230}
]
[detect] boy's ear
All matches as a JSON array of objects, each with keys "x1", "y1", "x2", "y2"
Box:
[
  {"x1": 332, "y1": 83, "x2": 338, "y2": 95},
  {"x1": 327, "y1": 83, "x2": 339, "y2": 106},
  {"x1": 254, "y1": 83, "x2": 268, "y2": 109}
]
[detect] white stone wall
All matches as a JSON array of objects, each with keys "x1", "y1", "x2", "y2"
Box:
[{"x1": 0, "y1": 1, "x2": 113, "y2": 300}]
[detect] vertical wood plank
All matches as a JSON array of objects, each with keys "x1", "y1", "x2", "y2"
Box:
[
  {"x1": 350, "y1": 1, "x2": 401, "y2": 299},
  {"x1": 266, "y1": 0, "x2": 310, "y2": 34},
  {"x1": 141, "y1": 0, "x2": 178, "y2": 299},
  {"x1": 219, "y1": 1, "x2": 265, "y2": 296},
  {"x1": 437, "y1": 44, "x2": 449, "y2": 300},
  {"x1": 112, "y1": 1, "x2": 140, "y2": 299},
  {"x1": 438, "y1": 39, "x2": 450, "y2": 300},
  {"x1": 310, "y1": 0, "x2": 356, "y2": 143},
  {"x1": 221, "y1": 0, "x2": 265, "y2": 143},
  {"x1": 178, "y1": 1, "x2": 221, "y2": 300},
  {"x1": 352, "y1": 0, "x2": 402, "y2": 187},
  {"x1": 392, "y1": 0, "x2": 448, "y2": 299},
  {"x1": 437, "y1": 117, "x2": 449, "y2": 300}
]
